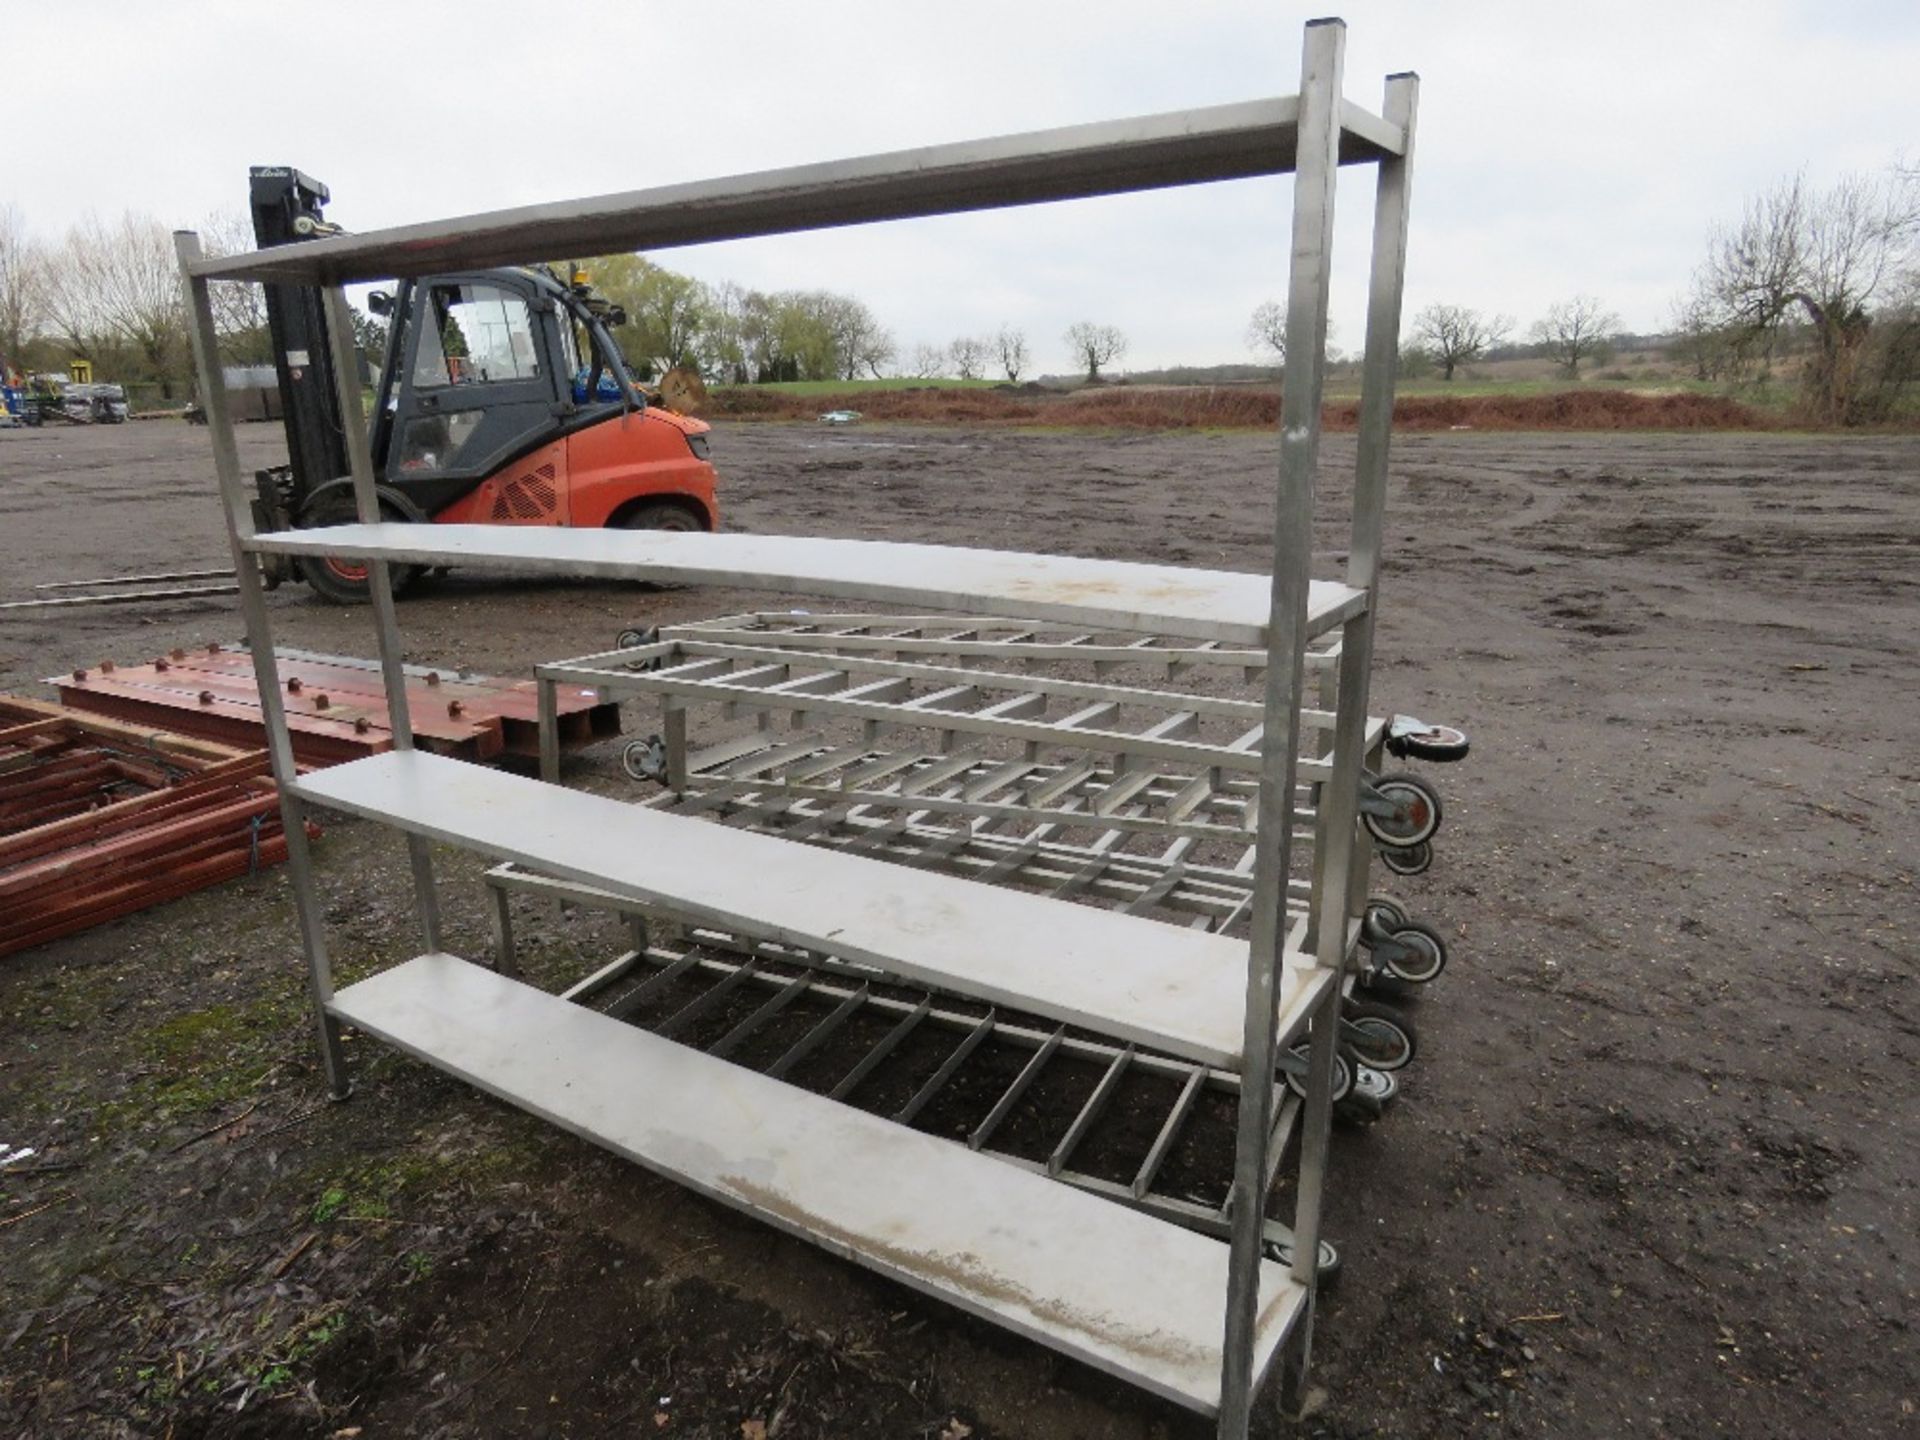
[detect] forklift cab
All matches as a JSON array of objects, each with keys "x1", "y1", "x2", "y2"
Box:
[{"x1": 370, "y1": 270, "x2": 631, "y2": 515}]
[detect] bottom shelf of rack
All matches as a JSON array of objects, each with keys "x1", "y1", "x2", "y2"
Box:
[{"x1": 328, "y1": 952, "x2": 1308, "y2": 1414}]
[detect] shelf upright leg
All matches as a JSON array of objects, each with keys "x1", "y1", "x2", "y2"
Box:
[
  {"x1": 1286, "y1": 67, "x2": 1422, "y2": 1414},
  {"x1": 174, "y1": 232, "x2": 348, "y2": 1099},
  {"x1": 1218, "y1": 19, "x2": 1345, "y2": 1440},
  {"x1": 536, "y1": 669, "x2": 562, "y2": 783},
  {"x1": 664, "y1": 700, "x2": 690, "y2": 792},
  {"x1": 321, "y1": 288, "x2": 443, "y2": 952}
]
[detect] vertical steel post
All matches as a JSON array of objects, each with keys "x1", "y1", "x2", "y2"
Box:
[
  {"x1": 174, "y1": 232, "x2": 348, "y2": 1099},
  {"x1": 537, "y1": 671, "x2": 562, "y2": 783},
  {"x1": 489, "y1": 881, "x2": 518, "y2": 976},
  {"x1": 1284, "y1": 67, "x2": 1421, "y2": 1411},
  {"x1": 321, "y1": 287, "x2": 443, "y2": 951},
  {"x1": 1218, "y1": 19, "x2": 1345, "y2": 1439}
]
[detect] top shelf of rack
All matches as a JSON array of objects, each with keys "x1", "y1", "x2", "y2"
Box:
[
  {"x1": 191, "y1": 87, "x2": 1405, "y2": 286},
  {"x1": 245, "y1": 524, "x2": 1366, "y2": 645}
]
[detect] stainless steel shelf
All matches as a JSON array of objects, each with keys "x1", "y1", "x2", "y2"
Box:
[
  {"x1": 247, "y1": 523, "x2": 1368, "y2": 644},
  {"x1": 192, "y1": 89, "x2": 1403, "y2": 285},
  {"x1": 293, "y1": 749, "x2": 1334, "y2": 1067},
  {"x1": 330, "y1": 952, "x2": 1307, "y2": 1414}
]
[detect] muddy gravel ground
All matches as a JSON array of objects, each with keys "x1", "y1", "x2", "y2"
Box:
[{"x1": 0, "y1": 418, "x2": 1915, "y2": 1439}]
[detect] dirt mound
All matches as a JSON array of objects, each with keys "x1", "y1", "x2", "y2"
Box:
[
  {"x1": 707, "y1": 385, "x2": 1774, "y2": 431},
  {"x1": 1352, "y1": 389, "x2": 1773, "y2": 431}
]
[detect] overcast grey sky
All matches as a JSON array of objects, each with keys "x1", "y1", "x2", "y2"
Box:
[{"x1": 12, "y1": 1, "x2": 1918, "y2": 372}]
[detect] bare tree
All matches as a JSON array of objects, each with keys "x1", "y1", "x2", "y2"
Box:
[
  {"x1": 198, "y1": 211, "x2": 272, "y2": 365},
  {"x1": 1063, "y1": 321, "x2": 1127, "y2": 382},
  {"x1": 1704, "y1": 169, "x2": 1920, "y2": 423},
  {"x1": 1245, "y1": 300, "x2": 1286, "y2": 361},
  {"x1": 1665, "y1": 289, "x2": 1732, "y2": 382},
  {"x1": 1410, "y1": 303, "x2": 1511, "y2": 381},
  {"x1": 0, "y1": 204, "x2": 44, "y2": 371},
  {"x1": 699, "y1": 279, "x2": 752, "y2": 383},
  {"x1": 907, "y1": 341, "x2": 947, "y2": 379},
  {"x1": 995, "y1": 324, "x2": 1030, "y2": 382},
  {"x1": 827, "y1": 297, "x2": 895, "y2": 379},
  {"x1": 42, "y1": 213, "x2": 192, "y2": 397},
  {"x1": 947, "y1": 335, "x2": 991, "y2": 381},
  {"x1": 1530, "y1": 295, "x2": 1619, "y2": 378}
]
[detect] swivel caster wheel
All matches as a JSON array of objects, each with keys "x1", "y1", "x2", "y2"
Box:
[
  {"x1": 1377, "y1": 838, "x2": 1433, "y2": 876},
  {"x1": 1283, "y1": 1043, "x2": 1352, "y2": 1104},
  {"x1": 1374, "y1": 919, "x2": 1448, "y2": 985},
  {"x1": 1364, "y1": 892, "x2": 1412, "y2": 932},
  {"x1": 1343, "y1": 1000, "x2": 1418, "y2": 1071},
  {"x1": 622, "y1": 734, "x2": 670, "y2": 783},
  {"x1": 1362, "y1": 771, "x2": 1443, "y2": 848},
  {"x1": 1263, "y1": 1237, "x2": 1342, "y2": 1285},
  {"x1": 1385, "y1": 716, "x2": 1471, "y2": 763}
]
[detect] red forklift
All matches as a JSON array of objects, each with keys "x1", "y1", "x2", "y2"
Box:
[{"x1": 248, "y1": 167, "x2": 719, "y2": 602}]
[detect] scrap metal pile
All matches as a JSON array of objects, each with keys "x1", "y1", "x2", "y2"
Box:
[
  {"x1": 55, "y1": 645, "x2": 618, "y2": 768},
  {"x1": 0, "y1": 698, "x2": 312, "y2": 957}
]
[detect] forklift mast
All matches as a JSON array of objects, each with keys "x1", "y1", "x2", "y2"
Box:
[{"x1": 248, "y1": 167, "x2": 347, "y2": 505}]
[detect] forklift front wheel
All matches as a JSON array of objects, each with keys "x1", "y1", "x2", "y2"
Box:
[
  {"x1": 615, "y1": 501, "x2": 708, "y2": 590},
  {"x1": 300, "y1": 551, "x2": 417, "y2": 606},
  {"x1": 298, "y1": 498, "x2": 418, "y2": 604}
]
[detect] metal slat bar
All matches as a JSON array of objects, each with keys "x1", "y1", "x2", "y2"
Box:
[
  {"x1": 970, "y1": 1025, "x2": 1066, "y2": 1150},
  {"x1": 710, "y1": 969, "x2": 815, "y2": 1058},
  {"x1": 963, "y1": 758, "x2": 1041, "y2": 803},
  {"x1": 894, "y1": 1009, "x2": 997, "y2": 1125},
  {"x1": 839, "y1": 751, "x2": 930, "y2": 789},
  {"x1": 726, "y1": 741, "x2": 828, "y2": 779},
  {"x1": 607, "y1": 951, "x2": 704, "y2": 1018},
  {"x1": 560, "y1": 948, "x2": 650, "y2": 1004},
  {"x1": 654, "y1": 958, "x2": 762, "y2": 1038},
  {"x1": 898, "y1": 750, "x2": 986, "y2": 797},
  {"x1": 767, "y1": 983, "x2": 871, "y2": 1079},
  {"x1": 1028, "y1": 758, "x2": 1100, "y2": 807},
  {"x1": 1134, "y1": 1065, "x2": 1208, "y2": 1199},
  {"x1": 1048, "y1": 1045, "x2": 1134, "y2": 1176},
  {"x1": 829, "y1": 996, "x2": 932, "y2": 1101},
  {"x1": 663, "y1": 621, "x2": 1268, "y2": 673},
  {"x1": 1092, "y1": 769, "x2": 1160, "y2": 817}
]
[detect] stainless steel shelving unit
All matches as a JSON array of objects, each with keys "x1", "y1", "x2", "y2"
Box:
[{"x1": 176, "y1": 18, "x2": 1415, "y2": 1433}]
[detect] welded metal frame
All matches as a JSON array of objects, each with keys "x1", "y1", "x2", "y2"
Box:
[
  {"x1": 534, "y1": 633, "x2": 1384, "y2": 839},
  {"x1": 175, "y1": 18, "x2": 1416, "y2": 1434},
  {"x1": 478, "y1": 859, "x2": 1346, "y2": 1261}
]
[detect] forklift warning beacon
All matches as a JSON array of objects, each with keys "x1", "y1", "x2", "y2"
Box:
[{"x1": 246, "y1": 167, "x2": 719, "y2": 602}]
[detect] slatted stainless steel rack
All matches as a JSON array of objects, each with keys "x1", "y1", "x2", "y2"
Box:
[
  {"x1": 476, "y1": 862, "x2": 1366, "y2": 1261},
  {"x1": 533, "y1": 630, "x2": 1381, "y2": 848},
  {"x1": 176, "y1": 19, "x2": 1417, "y2": 1432}
]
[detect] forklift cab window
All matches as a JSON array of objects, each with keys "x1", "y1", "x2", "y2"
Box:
[
  {"x1": 413, "y1": 284, "x2": 540, "y2": 388},
  {"x1": 397, "y1": 282, "x2": 546, "y2": 473}
]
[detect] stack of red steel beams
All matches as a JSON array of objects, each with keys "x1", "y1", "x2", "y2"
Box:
[
  {"x1": 0, "y1": 697, "x2": 315, "y2": 957},
  {"x1": 53, "y1": 644, "x2": 619, "y2": 769}
]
